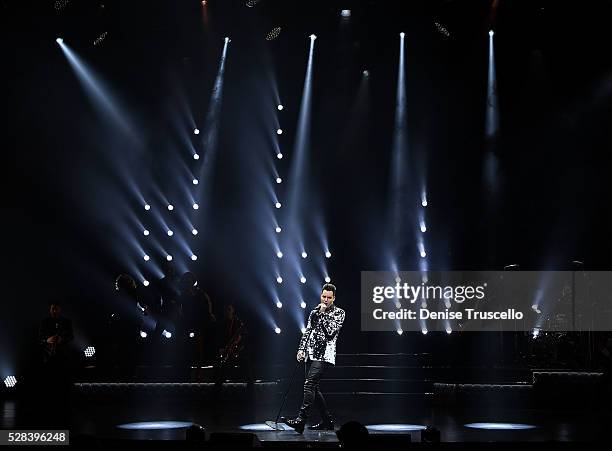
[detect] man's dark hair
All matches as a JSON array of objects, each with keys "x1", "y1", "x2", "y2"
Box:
[
  {"x1": 322, "y1": 283, "x2": 336, "y2": 296},
  {"x1": 49, "y1": 300, "x2": 61, "y2": 307}
]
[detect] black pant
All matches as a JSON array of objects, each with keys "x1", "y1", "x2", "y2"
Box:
[{"x1": 298, "y1": 360, "x2": 331, "y2": 420}]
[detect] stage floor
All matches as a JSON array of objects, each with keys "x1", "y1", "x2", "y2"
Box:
[{"x1": 2, "y1": 396, "x2": 608, "y2": 444}]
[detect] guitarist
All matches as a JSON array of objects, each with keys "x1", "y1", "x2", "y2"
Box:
[
  {"x1": 214, "y1": 304, "x2": 249, "y2": 383},
  {"x1": 39, "y1": 301, "x2": 74, "y2": 365},
  {"x1": 217, "y1": 304, "x2": 245, "y2": 363}
]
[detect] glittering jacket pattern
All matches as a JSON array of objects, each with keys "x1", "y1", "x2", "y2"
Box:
[{"x1": 298, "y1": 304, "x2": 345, "y2": 365}]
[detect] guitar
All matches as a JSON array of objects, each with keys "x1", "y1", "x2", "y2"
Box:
[
  {"x1": 42, "y1": 324, "x2": 60, "y2": 363},
  {"x1": 218, "y1": 320, "x2": 245, "y2": 365}
]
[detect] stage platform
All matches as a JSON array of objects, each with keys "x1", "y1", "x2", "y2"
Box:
[{"x1": 3, "y1": 353, "x2": 609, "y2": 448}]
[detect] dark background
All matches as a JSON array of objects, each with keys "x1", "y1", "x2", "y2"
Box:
[{"x1": 2, "y1": 0, "x2": 612, "y2": 379}]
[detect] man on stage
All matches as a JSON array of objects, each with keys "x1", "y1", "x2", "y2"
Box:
[{"x1": 283, "y1": 283, "x2": 345, "y2": 433}]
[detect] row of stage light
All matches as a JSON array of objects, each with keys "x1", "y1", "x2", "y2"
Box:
[
  {"x1": 136, "y1": 36, "x2": 231, "y2": 280},
  {"x1": 267, "y1": 34, "x2": 338, "y2": 336}
]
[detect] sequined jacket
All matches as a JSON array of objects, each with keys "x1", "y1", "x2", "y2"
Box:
[{"x1": 298, "y1": 304, "x2": 345, "y2": 365}]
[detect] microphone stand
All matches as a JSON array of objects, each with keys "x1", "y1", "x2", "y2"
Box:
[{"x1": 265, "y1": 309, "x2": 320, "y2": 431}]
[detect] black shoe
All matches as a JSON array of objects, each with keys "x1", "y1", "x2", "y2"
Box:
[
  {"x1": 281, "y1": 417, "x2": 305, "y2": 434},
  {"x1": 308, "y1": 416, "x2": 334, "y2": 431}
]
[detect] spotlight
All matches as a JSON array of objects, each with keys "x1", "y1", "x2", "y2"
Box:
[
  {"x1": 202, "y1": 1, "x2": 206, "y2": 5},
  {"x1": 276, "y1": 129, "x2": 283, "y2": 135},
  {"x1": 276, "y1": 301, "x2": 283, "y2": 308},
  {"x1": 143, "y1": 229, "x2": 150, "y2": 236},
  {"x1": 325, "y1": 276, "x2": 331, "y2": 283},
  {"x1": 191, "y1": 254, "x2": 197, "y2": 261},
  {"x1": 301, "y1": 327, "x2": 307, "y2": 333},
  {"x1": 194, "y1": 153, "x2": 200, "y2": 160},
  {"x1": 166, "y1": 255, "x2": 173, "y2": 261},
  {"x1": 144, "y1": 204, "x2": 151, "y2": 211},
  {"x1": 397, "y1": 329, "x2": 403, "y2": 335},
  {"x1": 300, "y1": 301, "x2": 306, "y2": 309},
  {"x1": 489, "y1": 30, "x2": 494, "y2": 37},
  {"x1": 4, "y1": 376, "x2": 17, "y2": 388},
  {"x1": 144, "y1": 255, "x2": 150, "y2": 261},
  {"x1": 277, "y1": 251, "x2": 283, "y2": 258},
  {"x1": 275, "y1": 327, "x2": 281, "y2": 334},
  {"x1": 422, "y1": 329, "x2": 428, "y2": 335},
  {"x1": 300, "y1": 276, "x2": 306, "y2": 284},
  {"x1": 395, "y1": 276, "x2": 402, "y2": 283},
  {"x1": 167, "y1": 230, "x2": 173, "y2": 236},
  {"x1": 446, "y1": 327, "x2": 452, "y2": 334},
  {"x1": 276, "y1": 177, "x2": 282, "y2": 184},
  {"x1": 143, "y1": 280, "x2": 149, "y2": 287},
  {"x1": 532, "y1": 328, "x2": 540, "y2": 339},
  {"x1": 325, "y1": 251, "x2": 332, "y2": 258},
  {"x1": 189, "y1": 332, "x2": 195, "y2": 338},
  {"x1": 277, "y1": 276, "x2": 283, "y2": 284},
  {"x1": 420, "y1": 224, "x2": 427, "y2": 233},
  {"x1": 275, "y1": 202, "x2": 281, "y2": 209},
  {"x1": 301, "y1": 251, "x2": 308, "y2": 258},
  {"x1": 56, "y1": 38, "x2": 63, "y2": 44},
  {"x1": 163, "y1": 330, "x2": 172, "y2": 339},
  {"x1": 400, "y1": 32, "x2": 405, "y2": 38},
  {"x1": 140, "y1": 331, "x2": 147, "y2": 338},
  {"x1": 193, "y1": 203, "x2": 199, "y2": 210},
  {"x1": 277, "y1": 104, "x2": 284, "y2": 111},
  {"x1": 192, "y1": 228, "x2": 198, "y2": 235},
  {"x1": 420, "y1": 250, "x2": 427, "y2": 258},
  {"x1": 84, "y1": 346, "x2": 96, "y2": 357},
  {"x1": 225, "y1": 37, "x2": 230, "y2": 42},
  {"x1": 193, "y1": 179, "x2": 199, "y2": 185},
  {"x1": 422, "y1": 199, "x2": 428, "y2": 207},
  {"x1": 363, "y1": 70, "x2": 370, "y2": 78},
  {"x1": 194, "y1": 128, "x2": 200, "y2": 135},
  {"x1": 310, "y1": 34, "x2": 317, "y2": 40},
  {"x1": 277, "y1": 153, "x2": 283, "y2": 159},
  {"x1": 275, "y1": 226, "x2": 281, "y2": 233},
  {"x1": 168, "y1": 204, "x2": 174, "y2": 211},
  {"x1": 341, "y1": 9, "x2": 351, "y2": 17}
]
